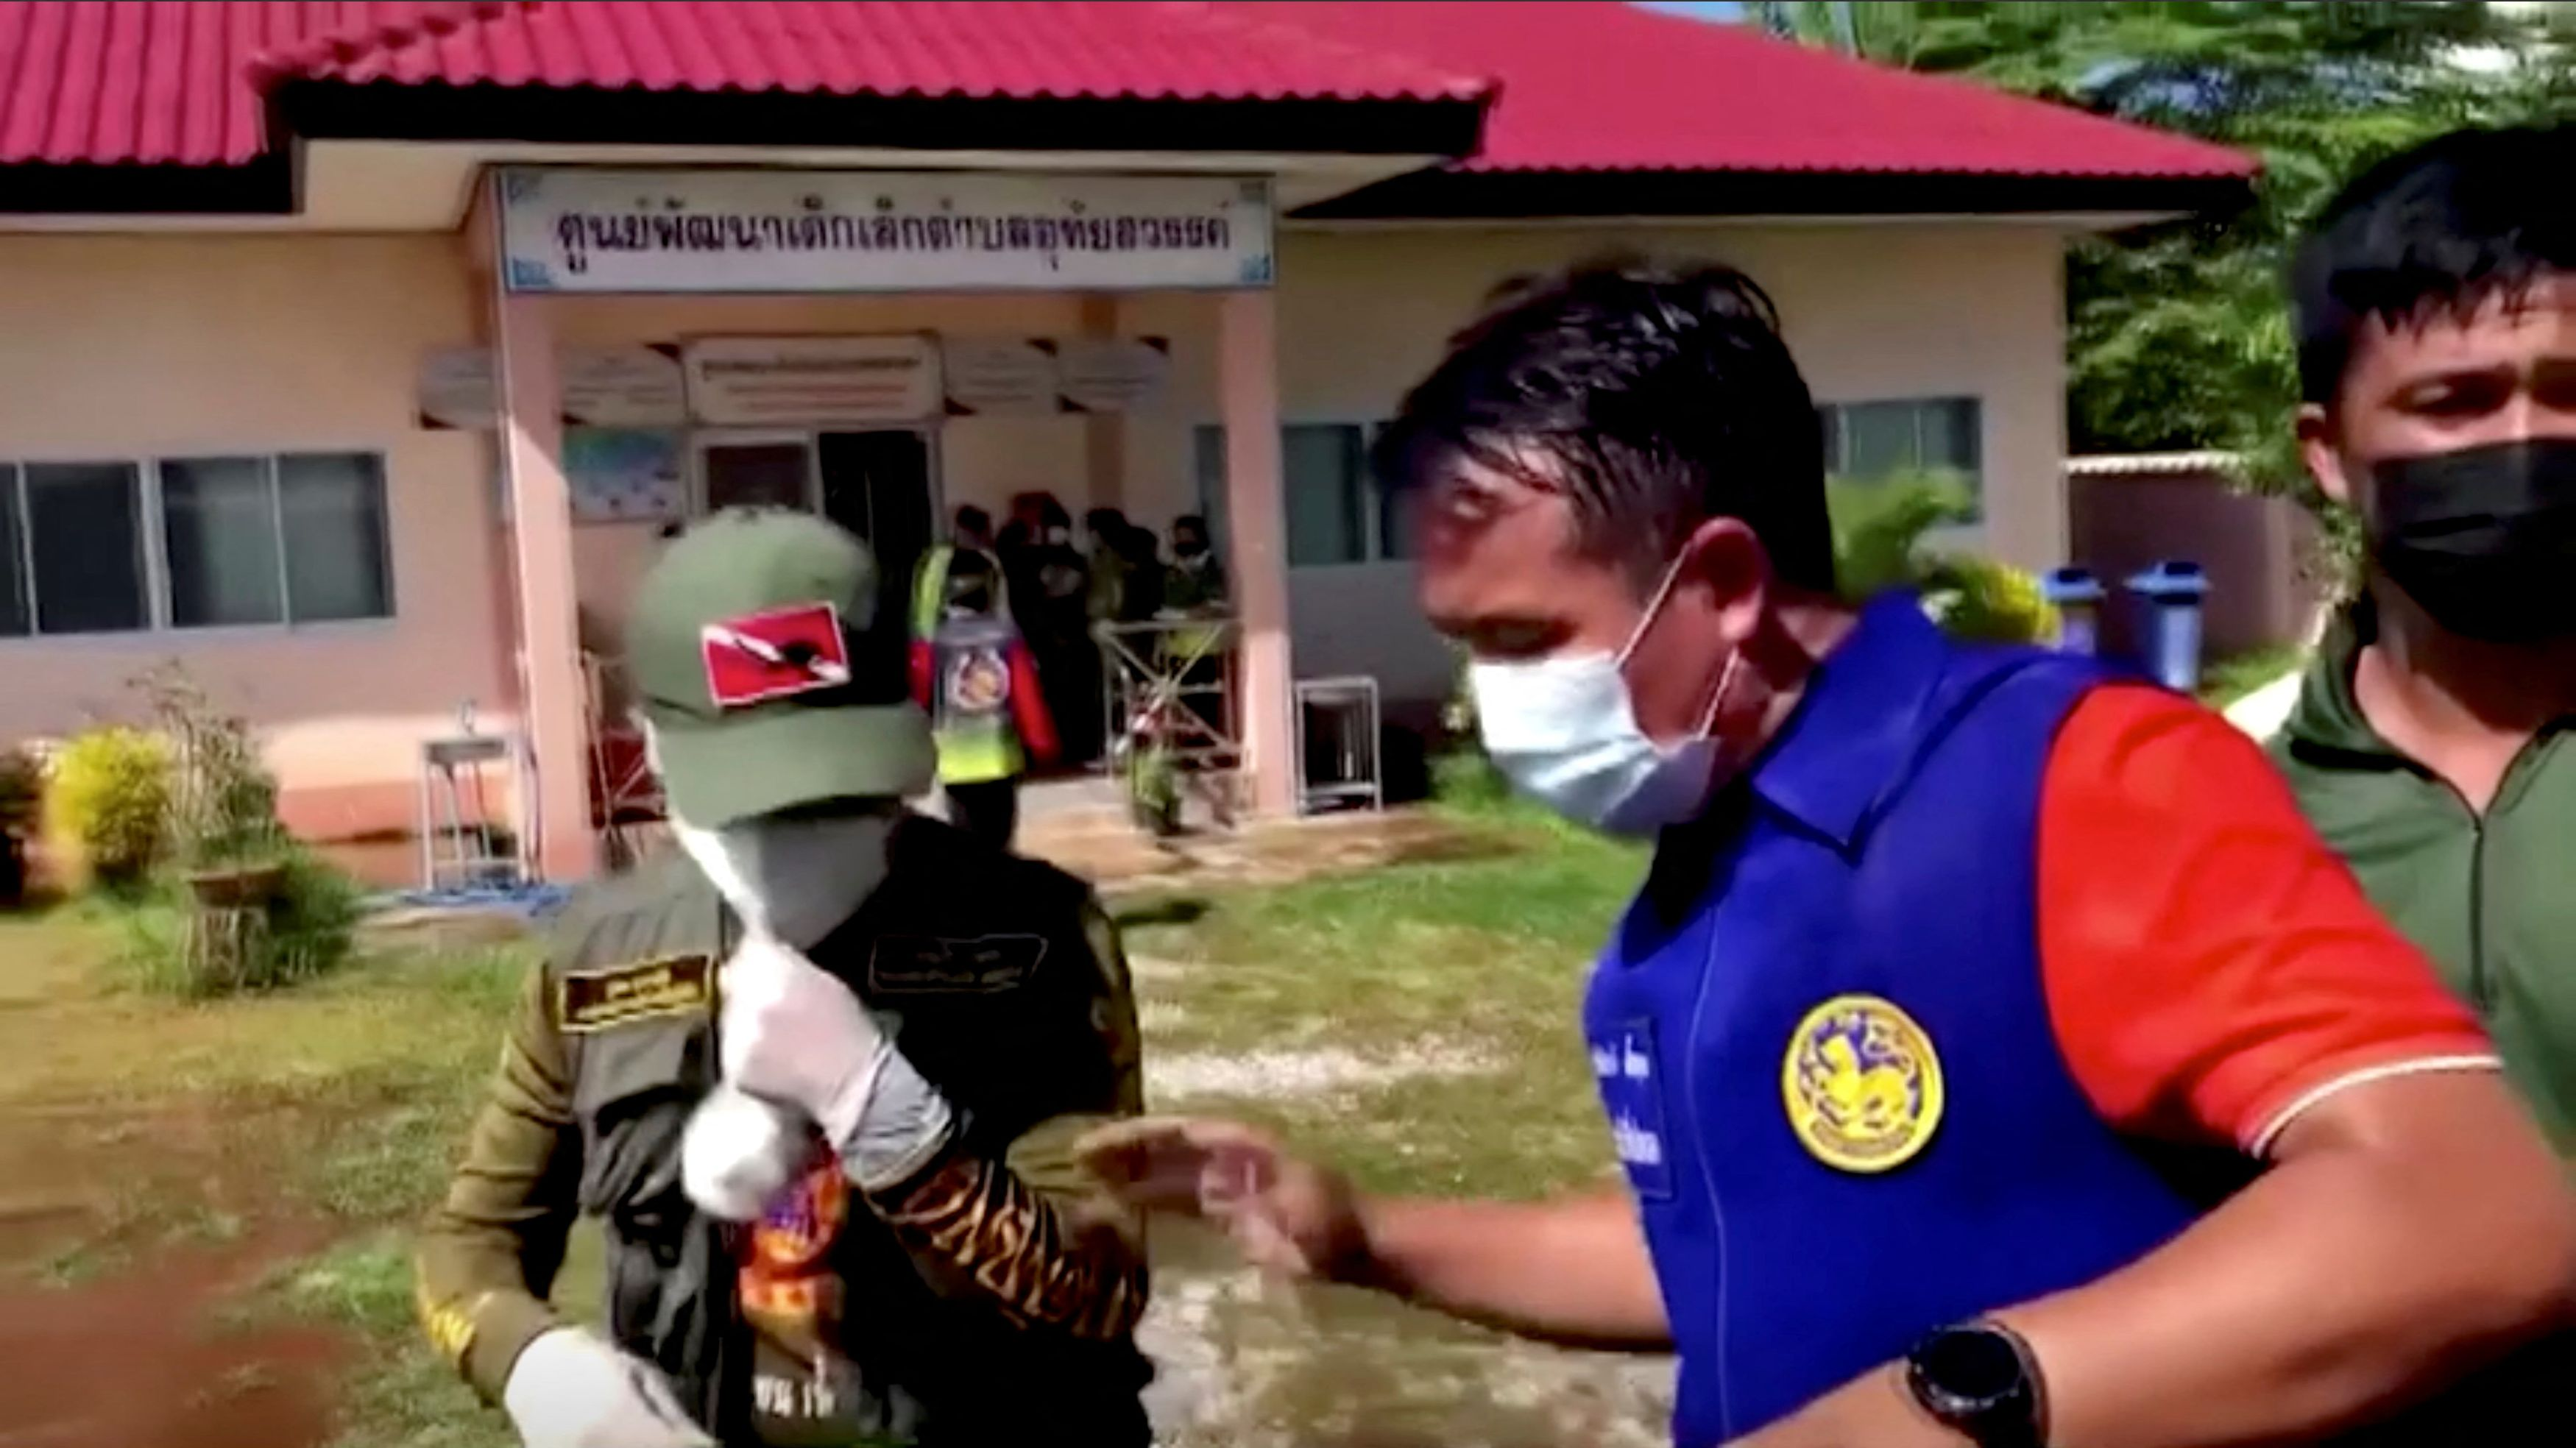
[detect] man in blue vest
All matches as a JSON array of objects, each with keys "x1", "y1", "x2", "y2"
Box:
[{"x1": 1082, "y1": 262, "x2": 2576, "y2": 1447}]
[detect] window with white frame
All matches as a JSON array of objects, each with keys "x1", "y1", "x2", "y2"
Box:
[
  {"x1": 1819, "y1": 397, "x2": 1983, "y2": 510},
  {"x1": 0, "y1": 451, "x2": 393, "y2": 638},
  {"x1": 1193, "y1": 422, "x2": 1407, "y2": 568}
]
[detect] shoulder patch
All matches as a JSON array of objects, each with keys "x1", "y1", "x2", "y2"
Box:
[
  {"x1": 557, "y1": 954, "x2": 714, "y2": 1033},
  {"x1": 867, "y1": 934, "x2": 1049, "y2": 995}
]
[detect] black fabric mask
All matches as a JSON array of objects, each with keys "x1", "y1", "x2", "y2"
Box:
[{"x1": 2368, "y1": 438, "x2": 2576, "y2": 642}]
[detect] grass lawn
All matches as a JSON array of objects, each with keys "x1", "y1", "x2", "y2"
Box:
[
  {"x1": 1124, "y1": 809, "x2": 1642, "y2": 1197},
  {"x1": 0, "y1": 908, "x2": 542, "y2": 1448},
  {"x1": 0, "y1": 806, "x2": 1650, "y2": 1448},
  {"x1": 2198, "y1": 641, "x2": 2309, "y2": 711}
]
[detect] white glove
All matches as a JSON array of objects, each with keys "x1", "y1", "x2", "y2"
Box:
[
  {"x1": 503, "y1": 1327, "x2": 713, "y2": 1448},
  {"x1": 720, "y1": 931, "x2": 955, "y2": 1191},
  {"x1": 680, "y1": 1083, "x2": 806, "y2": 1222}
]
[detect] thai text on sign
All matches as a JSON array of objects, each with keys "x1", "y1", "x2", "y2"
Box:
[{"x1": 498, "y1": 168, "x2": 1276, "y2": 294}]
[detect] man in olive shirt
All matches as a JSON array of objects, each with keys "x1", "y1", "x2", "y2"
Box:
[
  {"x1": 2266, "y1": 126, "x2": 2576, "y2": 1146},
  {"x1": 417, "y1": 508, "x2": 1151, "y2": 1447}
]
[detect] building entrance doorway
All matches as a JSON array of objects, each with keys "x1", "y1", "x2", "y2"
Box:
[{"x1": 695, "y1": 427, "x2": 937, "y2": 629}]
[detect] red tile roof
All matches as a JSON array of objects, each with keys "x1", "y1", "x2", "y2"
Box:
[
  {"x1": 1216, "y1": 1, "x2": 2253, "y2": 180},
  {"x1": 0, "y1": 1, "x2": 434, "y2": 166},
  {"x1": 0, "y1": 0, "x2": 2251, "y2": 187},
  {"x1": 254, "y1": 1, "x2": 1490, "y2": 103}
]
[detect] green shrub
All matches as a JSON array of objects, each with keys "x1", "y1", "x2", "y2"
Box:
[
  {"x1": 1827, "y1": 469, "x2": 1976, "y2": 599},
  {"x1": 45, "y1": 726, "x2": 172, "y2": 892},
  {"x1": 139, "y1": 664, "x2": 283, "y2": 870},
  {"x1": 110, "y1": 847, "x2": 366, "y2": 998},
  {"x1": 0, "y1": 745, "x2": 38, "y2": 839},
  {"x1": 1924, "y1": 555, "x2": 2061, "y2": 646},
  {"x1": 1830, "y1": 469, "x2": 2059, "y2": 646},
  {"x1": 0, "y1": 745, "x2": 38, "y2": 908},
  {"x1": 1429, "y1": 748, "x2": 1512, "y2": 812},
  {"x1": 103, "y1": 884, "x2": 192, "y2": 995},
  {"x1": 85, "y1": 667, "x2": 359, "y2": 997},
  {"x1": 266, "y1": 849, "x2": 365, "y2": 985}
]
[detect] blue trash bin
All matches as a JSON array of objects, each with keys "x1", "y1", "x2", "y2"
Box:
[
  {"x1": 2126, "y1": 561, "x2": 2210, "y2": 692},
  {"x1": 2039, "y1": 567, "x2": 2106, "y2": 656}
]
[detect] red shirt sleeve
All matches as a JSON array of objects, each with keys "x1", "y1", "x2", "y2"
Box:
[
  {"x1": 2037, "y1": 685, "x2": 2496, "y2": 1154},
  {"x1": 907, "y1": 639, "x2": 933, "y2": 710},
  {"x1": 1008, "y1": 642, "x2": 1059, "y2": 767}
]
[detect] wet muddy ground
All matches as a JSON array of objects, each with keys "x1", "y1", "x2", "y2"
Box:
[{"x1": 1138, "y1": 1224, "x2": 1673, "y2": 1448}]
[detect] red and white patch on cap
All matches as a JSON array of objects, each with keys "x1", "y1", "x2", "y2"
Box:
[{"x1": 701, "y1": 602, "x2": 852, "y2": 708}]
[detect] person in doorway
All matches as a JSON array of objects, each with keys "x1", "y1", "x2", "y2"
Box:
[
  {"x1": 1084, "y1": 507, "x2": 1136, "y2": 626},
  {"x1": 1114, "y1": 521, "x2": 1165, "y2": 623},
  {"x1": 2262, "y1": 126, "x2": 2576, "y2": 1154},
  {"x1": 1161, "y1": 514, "x2": 1228, "y2": 613},
  {"x1": 911, "y1": 547, "x2": 1061, "y2": 851},
  {"x1": 1080, "y1": 261, "x2": 2576, "y2": 1448},
  {"x1": 908, "y1": 504, "x2": 1005, "y2": 642},
  {"x1": 1152, "y1": 514, "x2": 1234, "y2": 745},
  {"x1": 996, "y1": 492, "x2": 1071, "y2": 618},
  {"x1": 416, "y1": 508, "x2": 1150, "y2": 1448},
  {"x1": 1008, "y1": 494, "x2": 1100, "y2": 766}
]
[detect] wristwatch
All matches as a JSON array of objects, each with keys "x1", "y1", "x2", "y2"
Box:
[{"x1": 1903, "y1": 1321, "x2": 2046, "y2": 1448}]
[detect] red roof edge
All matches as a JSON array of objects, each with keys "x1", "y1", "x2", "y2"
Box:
[
  {"x1": 1158, "y1": 1, "x2": 1494, "y2": 104},
  {"x1": 246, "y1": 1, "x2": 520, "y2": 90},
  {"x1": 248, "y1": 0, "x2": 1498, "y2": 106}
]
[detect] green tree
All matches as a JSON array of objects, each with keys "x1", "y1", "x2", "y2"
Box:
[{"x1": 1746, "y1": 1, "x2": 2572, "y2": 508}]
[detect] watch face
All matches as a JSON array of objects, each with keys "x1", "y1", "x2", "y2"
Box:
[{"x1": 1919, "y1": 1327, "x2": 2026, "y2": 1404}]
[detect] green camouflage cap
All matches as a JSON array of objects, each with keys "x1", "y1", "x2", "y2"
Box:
[{"x1": 626, "y1": 508, "x2": 934, "y2": 827}]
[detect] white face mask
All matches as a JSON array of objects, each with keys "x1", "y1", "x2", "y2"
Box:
[
  {"x1": 672, "y1": 811, "x2": 895, "y2": 950},
  {"x1": 1468, "y1": 559, "x2": 1742, "y2": 837}
]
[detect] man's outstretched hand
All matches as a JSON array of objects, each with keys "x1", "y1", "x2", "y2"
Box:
[
  {"x1": 1083, "y1": 1119, "x2": 1676, "y2": 1350},
  {"x1": 1075, "y1": 1117, "x2": 1372, "y2": 1282}
]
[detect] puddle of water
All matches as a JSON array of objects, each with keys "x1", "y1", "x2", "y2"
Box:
[{"x1": 1139, "y1": 1221, "x2": 1673, "y2": 1448}]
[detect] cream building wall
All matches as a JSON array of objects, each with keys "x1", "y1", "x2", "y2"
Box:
[
  {"x1": 548, "y1": 291, "x2": 1099, "y2": 645},
  {"x1": 1128, "y1": 222, "x2": 2074, "y2": 709},
  {"x1": 0, "y1": 234, "x2": 509, "y2": 840},
  {"x1": 0, "y1": 217, "x2": 2073, "y2": 840}
]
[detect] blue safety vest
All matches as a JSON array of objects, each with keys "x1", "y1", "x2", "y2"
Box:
[{"x1": 1585, "y1": 594, "x2": 2205, "y2": 1445}]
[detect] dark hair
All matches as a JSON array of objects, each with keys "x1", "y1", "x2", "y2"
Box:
[
  {"x1": 954, "y1": 504, "x2": 991, "y2": 535},
  {"x1": 1171, "y1": 514, "x2": 1209, "y2": 541},
  {"x1": 2292, "y1": 125, "x2": 2576, "y2": 406},
  {"x1": 947, "y1": 547, "x2": 996, "y2": 583},
  {"x1": 1372, "y1": 258, "x2": 1831, "y2": 591},
  {"x1": 1085, "y1": 506, "x2": 1127, "y2": 535}
]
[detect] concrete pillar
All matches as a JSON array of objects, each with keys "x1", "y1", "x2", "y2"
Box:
[
  {"x1": 1218, "y1": 289, "x2": 1295, "y2": 817},
  {"x1": 1080, "y1": 294, "x2": 1125, "y2": 511},
  {"x1": 492, "y1": 282, "x2": 598, "y2": 883}
]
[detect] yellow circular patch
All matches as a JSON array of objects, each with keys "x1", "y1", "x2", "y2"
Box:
[{"x1": 1782, "y1": 993, "x2": 1944, "y2": 1173}]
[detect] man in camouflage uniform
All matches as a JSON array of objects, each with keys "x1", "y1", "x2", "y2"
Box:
[{"x1": 416, "y1": 508, "x2": 1150, "y2": 1448}]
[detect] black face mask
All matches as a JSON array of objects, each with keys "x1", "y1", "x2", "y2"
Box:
[{"x1": 2368, "y1": 438, "x2": 2576, "y2": 643}]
